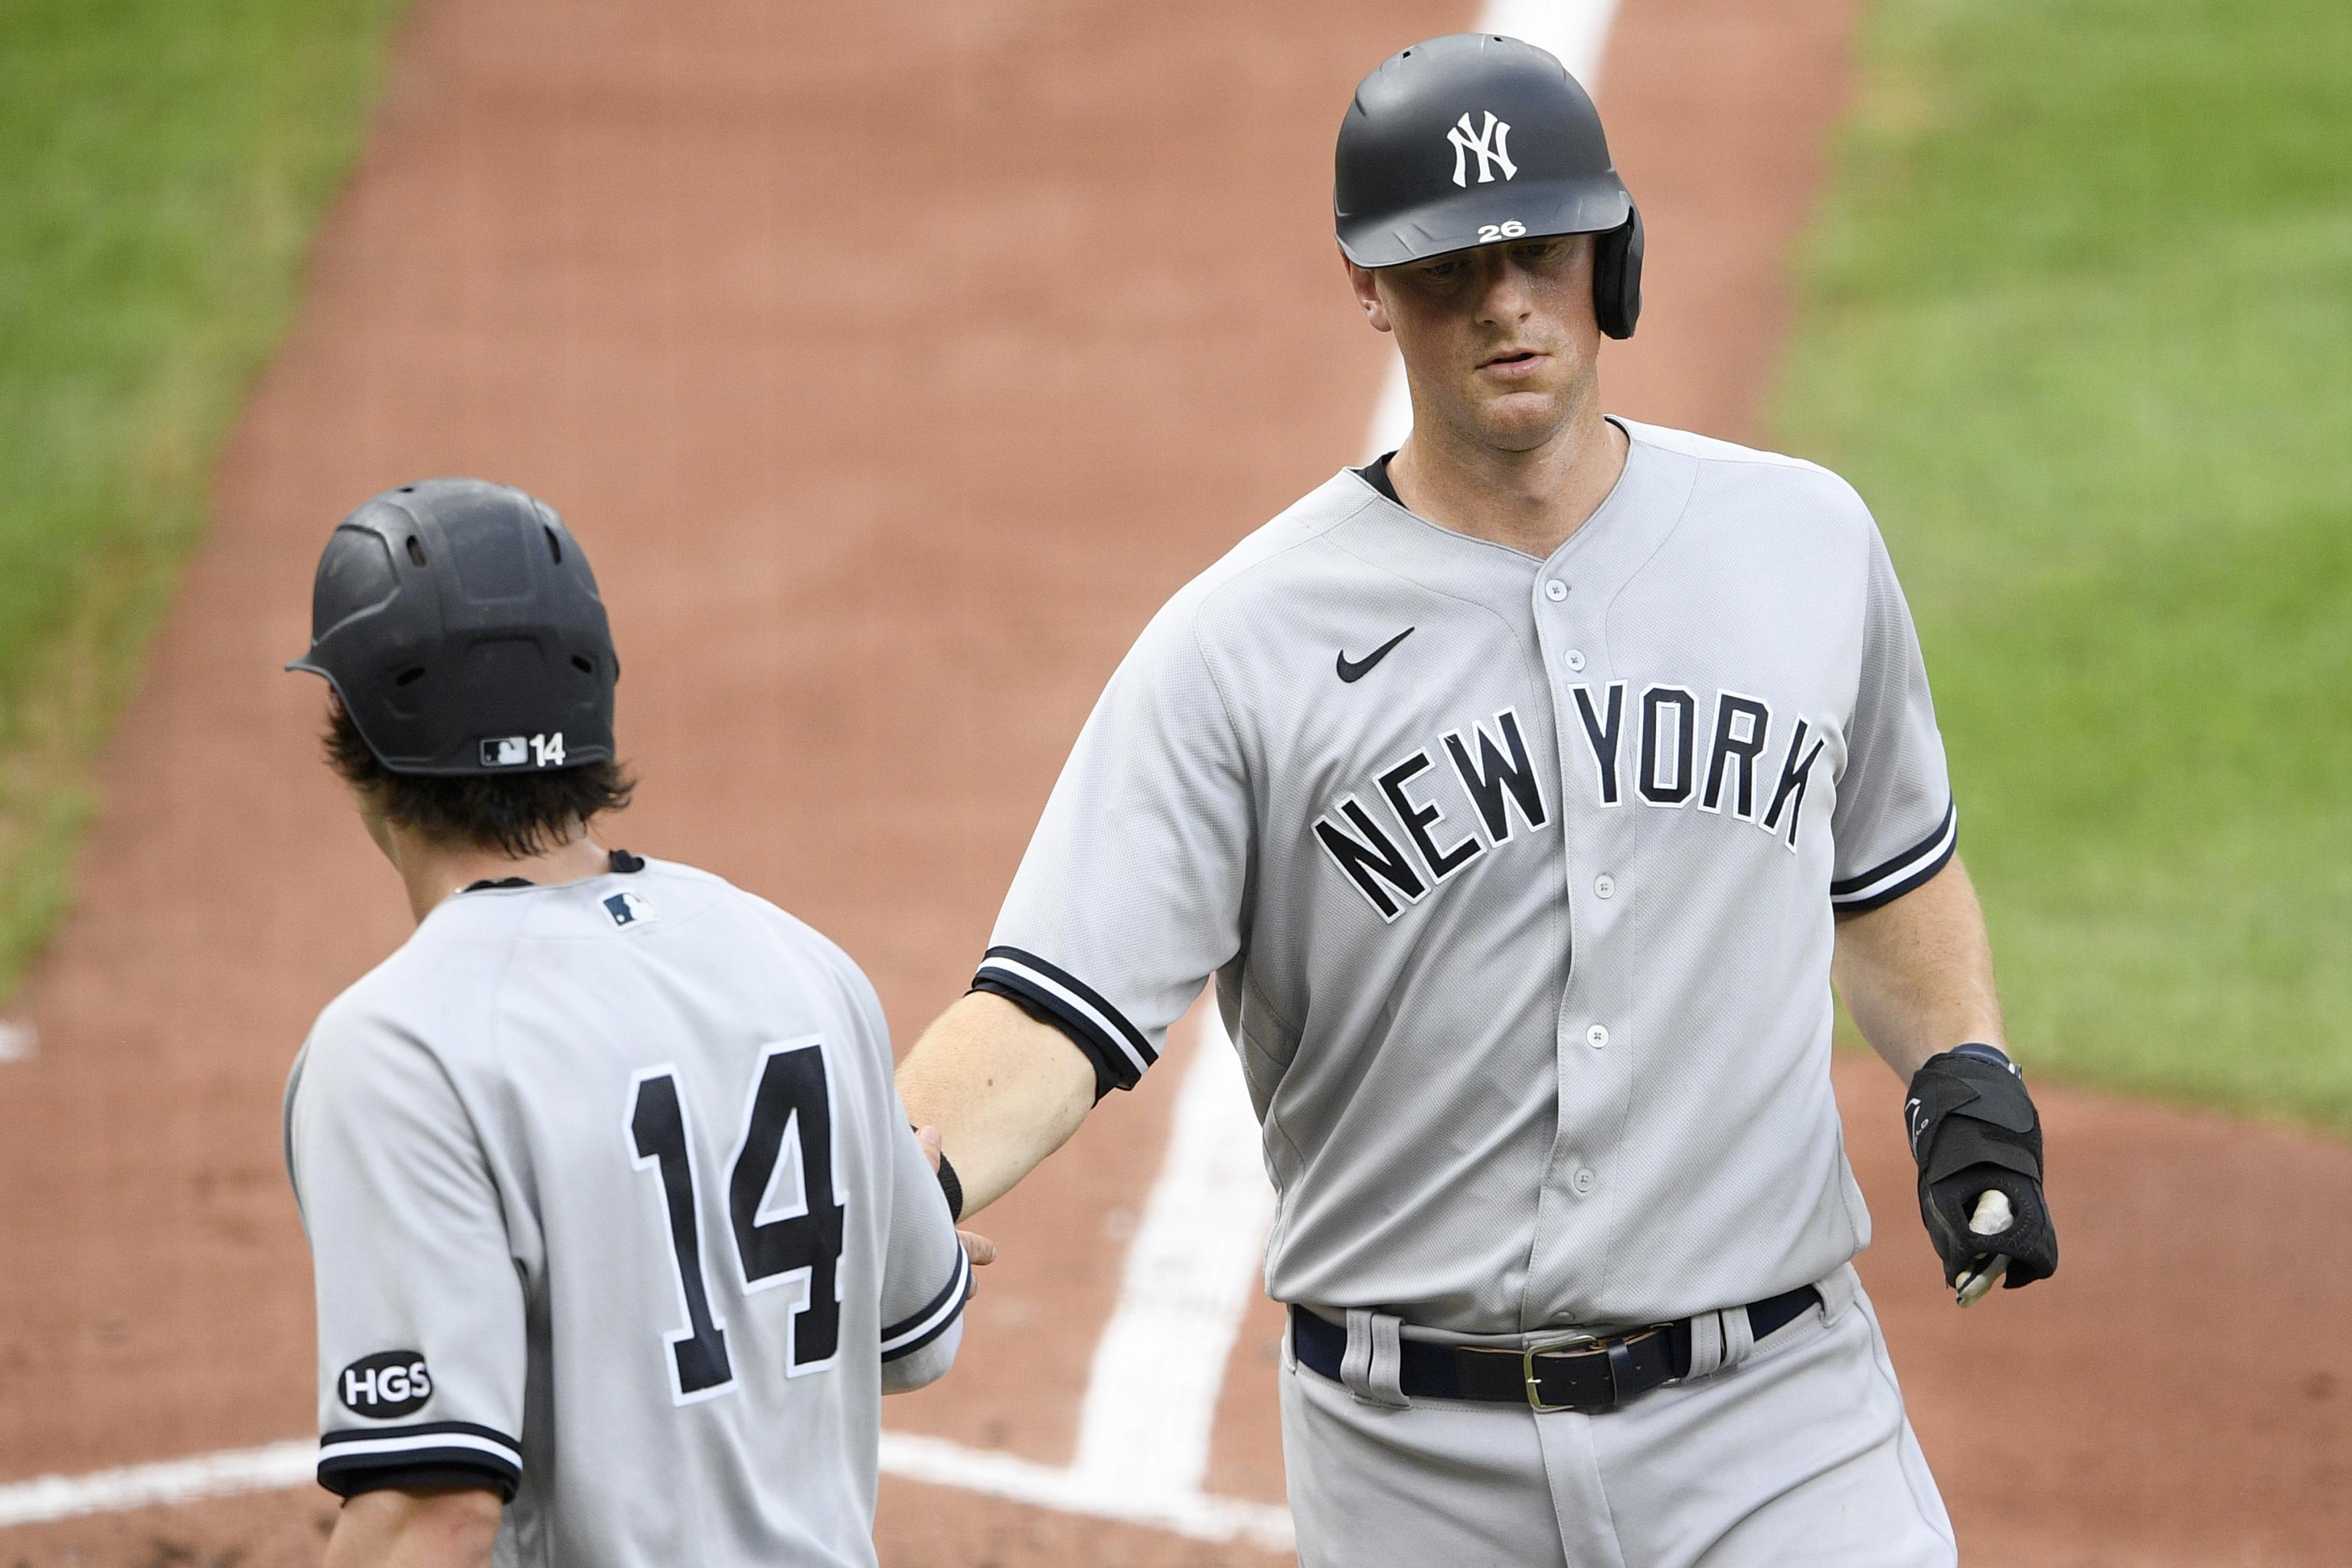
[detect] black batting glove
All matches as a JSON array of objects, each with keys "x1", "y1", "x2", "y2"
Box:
[{"x1": 1905, "y1": 1043, "x2": 2058, "y2": 1292}]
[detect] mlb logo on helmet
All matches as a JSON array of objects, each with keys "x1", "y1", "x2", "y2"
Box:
[
  {"x1": 604, "y1": 890, "x2": 655, "y2": 928},
  {"x1": 479, "y1": 732, "x2": 567, "y2": 769}
]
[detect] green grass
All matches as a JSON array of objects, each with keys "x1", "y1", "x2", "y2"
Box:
[
  {"x1": 0, "y1": 0, "x2": 408, "y2": 995},
  {"x1": 1782, "y1": 0, "x2": 2352, "y2": 1132}
]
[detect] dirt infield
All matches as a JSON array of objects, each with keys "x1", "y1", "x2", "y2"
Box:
[{"x1": 2, "y1": 0, "x2": 2346, "y2": 1563}]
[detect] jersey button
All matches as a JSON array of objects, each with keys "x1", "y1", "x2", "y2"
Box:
[
  {"x1": 1572, "y1": 1167, "x2": 1598, "y2": 1195},
  {"x1": 1544, "y1": 579, "x2": 1569, "y2": 602},
  {"x1": 1563, "y1": 649, "x2": 1586, "y2": 673},
  {"x1": 1593, "y1": 874, "x2": 1615, "y2": 900},
  {"x1": 1586, "y1": 1024, "x2": 1609, "y2": 1050}
]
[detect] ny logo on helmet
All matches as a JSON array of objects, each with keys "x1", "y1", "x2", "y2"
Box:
[{"x1": 1447, "y1": 111, "x2": 1516, "y2": 188}]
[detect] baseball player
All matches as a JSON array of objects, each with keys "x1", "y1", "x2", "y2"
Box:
[
  {"x1": 900, "y1": 35, "x2": 2056, "y2": 1566},
  {"x1": 283, "y1": 479, "x2": 976, "y2": 1567}
]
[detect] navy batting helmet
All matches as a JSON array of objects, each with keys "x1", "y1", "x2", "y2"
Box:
[
  {"x1": 1334, "y1": 34, "x2": 1644, "y2": 338},
  {"x1": 286, "y1": 479, "x2": 618, "y2": 776}
]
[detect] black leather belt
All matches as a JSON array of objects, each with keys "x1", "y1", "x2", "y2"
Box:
[{"x1": 1289, "y1": 1285, "x2": 1821, "y2": 1413}]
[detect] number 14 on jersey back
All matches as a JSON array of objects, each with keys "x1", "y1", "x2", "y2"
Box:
[{"x1": 625, "y1": 1039, "x2": 848, "y2": 1403}]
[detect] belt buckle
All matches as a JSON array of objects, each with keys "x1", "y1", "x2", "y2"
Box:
[{"x1": 1521, "y1": 1333, "x2": 1602, "y2": 1413}]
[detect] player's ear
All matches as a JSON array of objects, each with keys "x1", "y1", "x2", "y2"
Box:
[{"x1": 1342, "y1": 251, "x2": 1392, "y2": 335}]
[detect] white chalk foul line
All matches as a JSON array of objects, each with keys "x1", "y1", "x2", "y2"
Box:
[
  {"x1": 878, "y1": 1432, "x2": 1294, "y2": 1553},
  {"x1": 0, "y1": 1442, "x2": 315, "y2": 1530},
  {"x1": 1071, "y1": 1005, "x2": 1278, "y2": 1499},
  {"x1": 879, "y1": 1005, "x2": 1291, "y2": 1551},
  {"x1": 0, "y1": 1432, "x2": 1295, "y2": 1549}
]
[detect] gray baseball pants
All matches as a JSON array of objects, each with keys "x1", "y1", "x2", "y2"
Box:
[{"x1": 1278, "y1": 1267, "x2": 1958, "y2": 1567}]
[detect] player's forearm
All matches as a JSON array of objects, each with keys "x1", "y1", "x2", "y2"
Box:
[
  {"x1": 1831, "y1": 854, "x2": 2006, "y2": 1080},
  {"x1": 322, "y1": 1486, "x2": 501, "y2": 1568},
  {"x1": 898, "y1": 991, "x2": 1096, "y2": 1217}
]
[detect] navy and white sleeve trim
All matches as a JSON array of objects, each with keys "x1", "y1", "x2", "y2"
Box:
[
  {"x1": 318, "y1": 1420, "x2": 522, "y2": 1500},
  {"x1": 970, "y1": 946, "x2": 1157, "y2": 1093},
  {"x1": 881, "y1": 1243, "x2": 972, "y2": 1363},
  {"x1": 1831, "y1": 800, "x2": 1958, "y2": 912}
]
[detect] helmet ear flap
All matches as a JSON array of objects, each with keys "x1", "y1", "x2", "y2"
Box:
[{"x1": 1592, "y1": 204, "x2": 1645, "y2": 339}]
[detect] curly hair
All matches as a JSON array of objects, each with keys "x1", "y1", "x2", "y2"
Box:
[{"x1": 324, "y1": 703, "x2": 633, "y2": 857}]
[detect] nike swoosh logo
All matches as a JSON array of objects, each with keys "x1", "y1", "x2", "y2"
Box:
[{"x1": 1337, "y1": 626, "x2": 1415, "y2": 684}]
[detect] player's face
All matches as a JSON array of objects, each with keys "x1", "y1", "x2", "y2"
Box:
[{"x1": 1350, "y1": 234, "x2": 1602, "y2": 453}]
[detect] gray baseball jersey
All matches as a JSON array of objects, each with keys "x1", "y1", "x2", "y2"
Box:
[
  {"x1": 974, "y1": 419, "x2": 1955, "y2": 1333},
  {"x1": 286, "y1": 855, "x2": 969, "y2": 1568}
]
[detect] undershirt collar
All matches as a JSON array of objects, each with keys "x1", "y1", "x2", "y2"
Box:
[
  {"x1": 462, "y1": 847, "x2": 645, "y2": 894},
  {"x1": 1356, "y1": 451, "x2": 1402, "y2": 505}
]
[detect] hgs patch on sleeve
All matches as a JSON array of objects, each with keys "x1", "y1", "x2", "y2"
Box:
[{"x1": 338, "y1": 1350, "x2": 434, "y2": 1419}]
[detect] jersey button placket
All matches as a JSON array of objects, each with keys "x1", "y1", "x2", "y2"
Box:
[{"x1": 1530, "y1": 567, "x2": 1622, "y2": 1292}]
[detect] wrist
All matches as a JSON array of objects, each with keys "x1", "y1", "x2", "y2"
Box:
[{"x1": 935, "y1": 1150, "x2": 965, "y2": 1221}]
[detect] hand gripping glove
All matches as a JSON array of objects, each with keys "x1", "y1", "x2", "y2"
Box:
[{"x1": 1905, "y1": 1043, "x2": 2058, "y2": 1292}]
